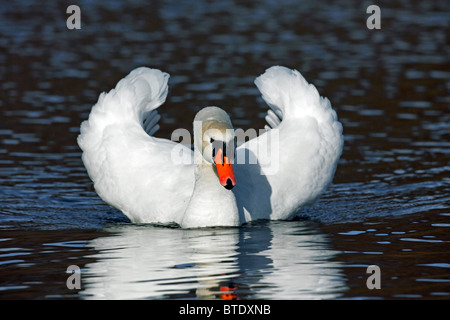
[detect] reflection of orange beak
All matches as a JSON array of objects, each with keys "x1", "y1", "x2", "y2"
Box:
[
  {"x1": 219, "y1": 285, "x2": 239, "y2": 300},
  {"x1": 214, "y1": 148, "x2": 236, "y2": 190}
]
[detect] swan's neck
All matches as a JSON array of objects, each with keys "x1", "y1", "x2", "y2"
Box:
[{"x1": 181, "y1": 152, "x2": 239, "y2": 228}]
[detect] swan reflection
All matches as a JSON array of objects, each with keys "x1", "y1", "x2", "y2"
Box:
[{"x1": 81, "y1": 221, "x2": 346, "y2": 299}]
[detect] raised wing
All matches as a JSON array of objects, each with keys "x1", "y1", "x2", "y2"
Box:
[
  {"x1": 234, "y1": 66, "x2": 343, "y2": 221},
  {"x1": 78, "y1": 67, "x2": 194, "y2": 224}
]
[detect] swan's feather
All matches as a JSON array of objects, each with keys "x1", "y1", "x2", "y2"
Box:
[
  {"x1": 235, "y1": 66, "x2": 343, "y2": 221},
  {"x1": 78, "y1": 66, "x2": 343, "y2": 226},
  {"x1": 78, "y1": 67, "x2": 194, "y2": 224}
]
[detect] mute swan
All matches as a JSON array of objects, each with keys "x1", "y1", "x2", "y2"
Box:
[{"x1": 78, "y1": 66, "x2": 343, "y2": 228}]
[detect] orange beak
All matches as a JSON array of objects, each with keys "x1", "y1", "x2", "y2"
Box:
[{"x1": 214, "y1": 148, "x2": 236, "y2": 190}]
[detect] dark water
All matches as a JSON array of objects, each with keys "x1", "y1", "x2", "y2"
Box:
[{"x1": 1, "y1": 0, "x2": 449, "y2": 299}]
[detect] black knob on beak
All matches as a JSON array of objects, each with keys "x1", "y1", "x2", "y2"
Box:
[{"x1": 224, "y1": 178, "x2": 234, "y2": 190}]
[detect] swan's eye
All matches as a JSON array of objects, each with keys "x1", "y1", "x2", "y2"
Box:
[
  {"x1": 211, "y1": 138, "x2": 216, "y2": 157},
  {"x1": 211, "y1": 139, "x2": 224, "y2": 161},
  {"x1": 222, "y1": 141, "x2": 227, "y2": 159},
  {"x1": 210, "y1": 138, "x2": 216, "y2": 157}
]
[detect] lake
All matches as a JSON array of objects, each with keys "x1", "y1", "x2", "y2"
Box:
[{"x1": 0, "y1": 0, "x2": 449, "y2": 300}]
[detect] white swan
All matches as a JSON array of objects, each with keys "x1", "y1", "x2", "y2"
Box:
[{"x1": 78, "y1": 66, "x2": 343, "y2": 228}]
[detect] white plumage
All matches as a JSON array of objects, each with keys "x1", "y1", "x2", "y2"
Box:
[{"x1": 78, "y1": 66, "x2": 343, "y2": 228}]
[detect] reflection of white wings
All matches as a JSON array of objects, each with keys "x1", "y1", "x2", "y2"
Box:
[
  {"x1": 235, "y1": 66, "x2": 343, "y2": 222},
  {"x1": 82, "y1": 226, "x2": 240, "y2": 299},
  {"x1": 81, "y1": 222, "x2": 345, "y2": 299},
  {"x1": 78, "y1": 68, "x2": 194, "y2": 224}
]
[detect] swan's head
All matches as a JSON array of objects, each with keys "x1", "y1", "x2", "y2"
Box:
[{"x1": 194, "y1": 107, "x2": 236, "y2": 190}]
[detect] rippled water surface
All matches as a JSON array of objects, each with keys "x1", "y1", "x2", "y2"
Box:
[{"x1": 1, "y1": 0, "x2": 449, "y2": 299}]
